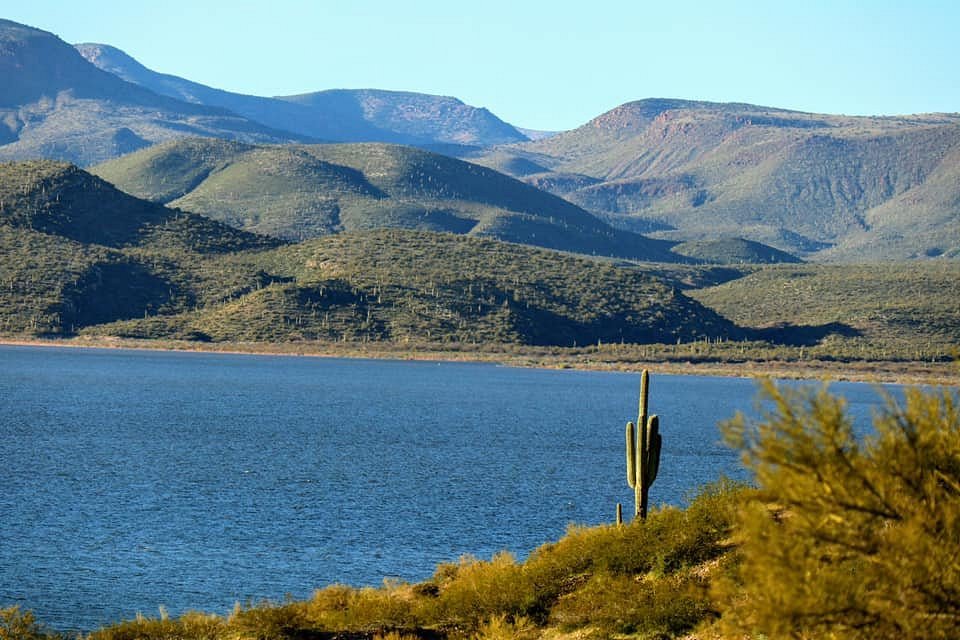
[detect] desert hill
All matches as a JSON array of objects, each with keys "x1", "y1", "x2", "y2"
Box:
[
  {"x1": 91, "y1": 137, "x2": 681, "y2": 261},
  {"x1": 468, "y1": 99, "x2": 960, "y2": 261}
]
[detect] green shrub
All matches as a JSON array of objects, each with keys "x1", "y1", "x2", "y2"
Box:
[
  {"x1": 548, "y1": 571, "x2": 712, "y2": 637},
  {"x1": 0, "y1": 607, "x2": 56, "y2": 640},
  {"x1": 429, "y1": 553, "x2": 536, "y2": 627},
  {"x1": 469, "y1": 614, "x2": 538, "y2": 640},
  {"x1": 716, "y1": 381, "x2": 960, "y2": 639},
  {"x1": 301, "y1": 582, "x2": 418, "y2": 631},
  {"x1": 88, "y1": 611, "x2": 223, "y2": 640}
]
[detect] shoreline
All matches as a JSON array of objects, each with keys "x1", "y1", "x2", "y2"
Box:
[{"x1": 1, "y1": 336, "x2": 956, "y2": 386}]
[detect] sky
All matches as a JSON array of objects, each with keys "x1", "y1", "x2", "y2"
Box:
[{"x1": 6, "y1": 0, "x2": 959, "y2": 131}]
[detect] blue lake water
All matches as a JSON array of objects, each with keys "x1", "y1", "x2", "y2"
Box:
[{"x1": 0, "y1": 345, "x2": 898, "y2": 631}]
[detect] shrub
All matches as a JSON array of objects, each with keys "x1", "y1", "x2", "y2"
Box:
[
  {"x1": 302, "y1": 582, "x2": 418, "y2": 631},
  {"x1": 548, "y1": 571, "x2": 712, "y2": 637},
  {"x1": 0, "y1": 607, "x2": 55, "y2": 640},
  {"x1": 716, "y1": 381, "x2": 960, "y2": 639},
  {"x1": 430, "y1": 553, "x2": 536, "y2": 627},
  {"x1": 88, "y1": 611, "x2": 223, "y2": 640}
]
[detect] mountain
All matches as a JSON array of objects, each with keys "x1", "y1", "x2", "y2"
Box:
[
  {"x1": 275, "y1": 88, "x2": 527, "y2": 147},
  {"x1": 83, "y1": 229, "x2": 739, "y2": 345},
  {"x1": 467, "y1": 99, "x2": 960, "y2": 261},
  {"x1": 91, "y1": 137, "x2": 681, "y2": 261},
  {"x1": 670, "y1": 238, "x2": 801, "y2": 264},
  {"x1": 0, "y1": 159, "x2": 280, "y2": 334},
  {"x1": 0, "y1": 159, "x2": 279, "y2": 252},
  {"x1": 0, "y1": 20, "x2": 308, "y2": 166},
  {"x1": 689, "y1": 263, "x2": 960, "y2": 349},
  {"x1": 3, "y1": 160, "x2": 954, "y2": 356},
  {"x1": 0, "y1": 159, "x2": 734, "y2": 344},
  {"x1": 75, "y1": 43, "x2": 529, "y2": 148}
]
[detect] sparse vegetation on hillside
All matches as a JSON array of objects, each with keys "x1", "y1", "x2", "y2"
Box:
[
  {"x1": 670, "y1": 238, "x2": 802, "y2": 264},
  {"x1": 689, "y1": 263, "x2": 960, "y2": 360},
  {"x1": 84, "y1": 229, "x2": 735, "y2": 346},
  {"x1": 1, "y1": 160, "x2": 957, "y2": 363},
  {"x1": 470, "y1": 99, "x2": 960, "y2": 260},
  {"x1": 92, "y1": 138, "x2": 679, "y2": 260}
]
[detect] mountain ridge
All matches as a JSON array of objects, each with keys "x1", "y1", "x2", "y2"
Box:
[
  {"x1": 0, "y1": 159, "x2": 738, "y2": 345},
  {"x1": 74, "y1": 42, "x2": 530, "y2": 148},
  {"x1": 467, "y1": 98, "x2": 960, "y2": 261},
  {"x1": 0, "y1": 20, "x2": 311, "y2": 166}
]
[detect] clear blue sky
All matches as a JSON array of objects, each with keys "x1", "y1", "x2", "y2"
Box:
[{"x1": 6, "y1": 1, "x2": 958, "y2": 131}]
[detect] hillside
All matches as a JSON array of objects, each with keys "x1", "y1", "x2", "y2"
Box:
[
  {"x1": 84, "y1": 229, "x2": 737, "y2": 345},
  {"x1": 0, "y1": 159, "x2": 281, "y2": 334},
  {"x1": 689, "y1": 262, "x2": 960, "y2": 357},
  {"x1": 3, "y1": 160, "x2": 957, "y2": 361},
  {"x1": 670, "y1": 238, "x2": 802, "y2": 264},
  {"x1": 0, "y1": 159, "x2": 279, "y2": 252},
  {"x1": 91, "y1": 138, "x2": 681, "y2": 260},
  {"x1": 468, "y1": 99, "x2": 960, "y2": 261},
  {"x1": 0, "y1": 20, "x2": 307, "y2": 166},
  {"x1": 76, "y1": 43, "x2": 528, "y2": 148},
  {"x1": 0, "y1": 158, "x2": 733, "y2": 343}
]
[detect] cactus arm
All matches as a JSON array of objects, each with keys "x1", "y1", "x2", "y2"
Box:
[
  {"x1": 626, "y1": 421, "x2": 637, "y2": 488},
  {"x1": 646, "y1": 415, "x2": 661, "y2": 487}
]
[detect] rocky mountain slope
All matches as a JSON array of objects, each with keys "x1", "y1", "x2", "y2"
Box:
[
  {"x1": 76, "y1": 43, "x2": 528, "y2": 148},
  {"x1": 468, "y1": 99, "x2": 960, "y2": 261},
  {"x1": 0, "y1": 20, "x2": 306, "y2": 166}
]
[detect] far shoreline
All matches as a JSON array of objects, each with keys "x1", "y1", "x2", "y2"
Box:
[{"x1": 1, "y1": 336, "x2": 955, "y2": 387}]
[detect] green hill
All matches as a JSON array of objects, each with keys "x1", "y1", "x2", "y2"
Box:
[
  {"x1": 3, "y1": 161, "x2": 956, "y2": 360},
  {"x1": 467, "y1": 99, "x2": 960, "y2": 261},
  {"x1": 688, "y1": 263, "x2": 960, "y2": 356},
  {"x1": 0, "y1": 160, "x2": 279, "y2": 252},
  {"x1": 0, "y1": 159, "x2": 731, "y2": 344},
  {"x1": 86, "y1": 229, "x2": 737, "y2": 345},
  {"x1": 0, "y1": 159, "x2": 281, "y2": 335},
  {"x1": 92, "y1": 138, "x2": 681, "y2": 260},
  {"x1": 670, "y1": 238, "x2": 801, "y2": 264}
]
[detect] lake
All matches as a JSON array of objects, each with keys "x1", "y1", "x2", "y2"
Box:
[{"x1": 0, "y1": 345, "x2": 896, "y2": 631}]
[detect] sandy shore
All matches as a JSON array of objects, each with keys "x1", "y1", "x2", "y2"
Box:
[{"x1": 1, "y1": 336, "x2": 956, "y2": 386}]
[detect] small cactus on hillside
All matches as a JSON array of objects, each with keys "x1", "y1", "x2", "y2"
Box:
[{"x1": 625, "y1": 369, "x2": 662, "y2": 519}]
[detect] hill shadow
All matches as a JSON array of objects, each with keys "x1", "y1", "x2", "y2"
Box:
[{"x1": 747, "y1": 322, "x2": 862, "y2": 346}]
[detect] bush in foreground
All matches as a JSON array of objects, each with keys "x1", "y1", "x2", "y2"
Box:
[{"x1": 716, "y1": 381, "x2": 960, "y2": 639}]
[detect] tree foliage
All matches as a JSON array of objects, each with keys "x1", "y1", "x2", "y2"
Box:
[{"x1": 717, "y1": 380, "x2": 960, "y2": 639}]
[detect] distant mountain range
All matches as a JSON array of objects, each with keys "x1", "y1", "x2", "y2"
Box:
[
  {"x1": 0, "y1": 20, "x2": 529, "y2": 167},
  {"x1": 1, "y1": 18, "x2": 958, "y2": 263},
  {"x1": 0, "y1": 19, "x2": 306, "y2": 166},
  {"x1": 75, "y1": 43, "x2": 529, "y2": 149},
  {"x1": 467, "y1": 99, "x2": 960, "y2": 260}
]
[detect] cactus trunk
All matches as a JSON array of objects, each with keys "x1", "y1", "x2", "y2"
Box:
[{"x1": 625, "y1": 370, "x2": 662, "y2": 519}]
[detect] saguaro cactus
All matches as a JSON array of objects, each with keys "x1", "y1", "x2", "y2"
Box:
[{"x1": 625, "y1": 369, "x2": 662, "y2": 519}]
